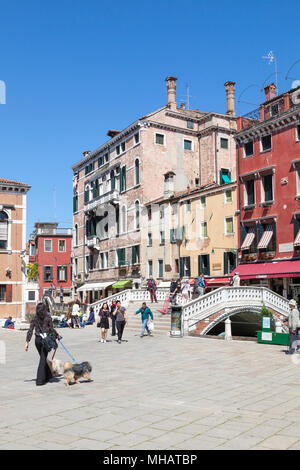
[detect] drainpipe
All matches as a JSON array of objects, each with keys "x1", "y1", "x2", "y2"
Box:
[
  {"x1": 214, "y1": 125, "x2": 218, "y2": 183},
  {"x1": 237, "y1": 141, "x2": 242, "y2": 265}
]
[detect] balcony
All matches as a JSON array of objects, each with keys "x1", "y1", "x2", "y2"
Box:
[{"x1": 84, "y1": 189, "x2": 120, "y2": 213}]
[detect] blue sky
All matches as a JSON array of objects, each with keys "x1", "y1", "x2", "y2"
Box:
[{"x1": 0, "y1": 0, "x2": 299, "y2": 236}]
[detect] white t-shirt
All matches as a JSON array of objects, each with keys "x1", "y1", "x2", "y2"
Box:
[{"x1": 72, "y1": 303, "x2": 80, "y2": 316}]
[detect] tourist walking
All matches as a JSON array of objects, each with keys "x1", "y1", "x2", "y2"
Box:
[
  {"x1": 231, "y1": 272, "x2": 241, "y2": 287},
  {"x1": 181, "y1": 278, "x2": 190, "y2": 303},
  {"x1": 25, "y1": 303, "x2": 61, "y2": 386},
  {"x1": 285, "y1": 299, "x2": 300, "y2": 354},
  {"x1": 68, "y1": 296, "x2": 87, "y2": 328},
  {"x1": 110, "y1": 300, "x2": 117, "y2": 336},
  {"x1": 112, "y1": 300, "x2": 128, "y2": 344},
  {"x1": 98, "y1": 302, "x2": 110, "y2": 343},
  {"x1": 136, "y1": 302, "x2": 154, "y2": 337},
  {"x1": 197, "y1": 274, "x2": 206, "y2": 296},
  {"x1": 170, "y1": 278, "x2": 179, "y2": 305},
  {"x1": 147, "y1": 276, "x2": 158, "y2": 303}
]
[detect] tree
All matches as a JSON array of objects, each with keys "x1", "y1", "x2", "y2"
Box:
[{"x1": 26, "y1": 262, "x2": 39, "y2": 281}]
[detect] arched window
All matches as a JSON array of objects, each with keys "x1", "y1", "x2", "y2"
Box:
[
  {"x1": 121, "y1": 205, "x2": 127, "y2": 234},
  {"x1": 135, "y1": 159, "x2": 140, "y2": 185},
  {"x1": 0, "y1": 211, "x2": 8, "y2": 249},
  {"x1": 135, "y1": 201, "x2": 140, "y2": 230}
]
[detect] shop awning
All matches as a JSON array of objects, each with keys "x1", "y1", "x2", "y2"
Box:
[
  {"x1": 241, "y1": 227, "x2": 256, "y2": 251},
  {"x1": 112, "y1": 280, "x2": 132, "y2": 289},
  {"x1": 77, "y1": 281, "x2": 113, "y2": 292},
  {"x1": 294, "y1": 230, "x2": 300, "y2": 247},
  {"x1": 257, "y1": 225, "x2": 273, "y2": 250},
  {"x1": 230, "y1": 260, "x2": 300, "y2": 279},
  {"x1": 206, "y1": 277, "x2": 231, "y2": 285}
]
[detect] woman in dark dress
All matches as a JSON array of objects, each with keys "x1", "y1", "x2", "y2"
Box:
[
  {"x1": 25, "y1": 303, "x2": 60, "y2": 386},
  {"x1": 98, "y1": 302, "x2": 110, "y2": 343}
]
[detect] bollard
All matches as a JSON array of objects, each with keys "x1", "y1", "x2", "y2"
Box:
[{"x1": 225, "y1": 317, "x2": 232, "y2": 341}]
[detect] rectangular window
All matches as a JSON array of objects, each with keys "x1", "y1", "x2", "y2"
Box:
[
  {"x1": 44, "y1": 239, "x2": 52, "y2": 252},
  {"x1": 147, "y1": 207, "x2": 152, "y2": 221},
  {"x1": 132, "y1": 245, "x2": 140, "y2": 264},
  {"x1": 198, "y1": 254, "x2": 210, "y2": 276},
  {"x1": 170, "y1": 228, "x2": 176, "y2": 243},
  {"x1": 28, "y1": 291, "x2": 36, "y2": 301},
  {"x1": 116, "y1": 145, "x2": 120, "y2": 155},
  {"x1": 121, "y1": 142, "x2": 126, "y2": 153},
  {"x1": 225, "y1": 217, "x2": 234, "y2": 235},
  {"x1": 261, "y1": 134, "x2": 272, "y2": 152},
  {"x1": 245, "y1": 179, "x2": 255, "y2": 206},
  {"x1": 57, "y1": 266, "x2": 67, "y2": 282},
  {"x1": 117, "y1": 248, "x2": 126, "y2": 267},
  {"x1": 297, "y1": 125, "x2": 300, "y2": 141},
  {"x1": 220, "y1": 168, "x2": 231, "y2": 184},
  {"x1": 225, "y1": 190, "x2": 232, "y2": 204},
  {"x1": 200, "y1": 196, "x2": 206, "y2": 208},
  {"x1": 187, "y1": 120, "x2": 194, "y2": 129},
  {"x1": 201, "y1": 222, "x2": 208, "y2": 238},
  {"x1": 73, "y1": 195, "x2": 78, "y2": 213},
  {"x1": 220, "y1": 138, "x2": 228, "y2": 149},
  {"x1": 134, "y1": 132, "x2": 140, "y2": 144},
  {"x1": 58, "y1": 240, "x2": 66, "y2": 252},
  {"x1": 148, "y1": 233, "x2": 152, "y2": 246},
  {"x1": 262, "y1": 174, "x2": 273, "y2": 202},
  {"x1": 180, "y1": 257, "x2": 191, "y2": 277},
  {"x1": 30, "y1": 244, "x2": 36, "y2": 256},
  {"x1": 148, "y1": 260, "x2": 153, "y2": 277},
  {"x1": 244, "y1": 141, "x2": 254, "y2": 157},
  {"x1": 184, "y1": 139, "x2": 192, "y2": 150},
  {"x1": 0, "y1": 285, "x2": 6, "y2": 301},
  {"x1": 159, "y1": 205, "x2": 164, "y2": 219},
  {"x1": 44, "y1": 266, "x2": 53, "y2": 282},
  {"x1": 160, "y1": 231, "x2": 165, "y2": 245},
  {"x1": 185, "y1": 200, "x2": 191, "y2": 212},
  {"x1": 155, "y1": 133, "x2": 164, "y2": 145},
  {"x1": 158, "y1": 260, "x2": 164, "y2": 278}
]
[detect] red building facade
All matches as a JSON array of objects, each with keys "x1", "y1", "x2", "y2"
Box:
[
  {"x1": 29, "y1": 222, "x2": 72, "y2": 300},
  {"x1": 234, "y1": 84, "x2": 300, "y2": 298}
]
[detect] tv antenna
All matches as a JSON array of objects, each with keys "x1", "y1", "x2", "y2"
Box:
[
  {"x1": 262, "y1": 51, "x2": 278, "y2": 95},
  {"x1": 179, "y1": 84, "x2": 194, "y2": 110}
]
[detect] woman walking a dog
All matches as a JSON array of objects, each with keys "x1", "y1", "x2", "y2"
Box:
[
  {"x1": 25, "y1": 303, "x2": 61, "y2": 386},
  {"x1": 98, "y1": 302, "x2": 110, "y2": 343}
]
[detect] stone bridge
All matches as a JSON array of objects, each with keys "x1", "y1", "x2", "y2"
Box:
[{"x1": 89, "y1": 286, "x2": 290, "y2": 336}]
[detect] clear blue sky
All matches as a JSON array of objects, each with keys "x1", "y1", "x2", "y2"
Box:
[{"x1": 0, "y1": 0, "x2": 299, "y2": 237}]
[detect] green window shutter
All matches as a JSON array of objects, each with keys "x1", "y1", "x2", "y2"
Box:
[
  {"x1": 84, "y1": 190, "x2": 89, "y2": 204},
  {"x1": 73, "y1": 196, "x2": 78, "y2": 213},
  {"x1": 64, "y1": 266, "x2": 68, "y2": 281},
  {"x1": 57, "y1": 266, "x2": 60, "y2": 282},
  {"x1": 132, "y1": 246, "x2": 136, "y2": 264}
]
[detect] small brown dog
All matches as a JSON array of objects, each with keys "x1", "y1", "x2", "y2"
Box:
[
  {"x1": 47, "y1": 358, "x2": 63, "y2": 377},
  {"x1": 63, "y1": 361, "x2": 92, "y2": 387}
]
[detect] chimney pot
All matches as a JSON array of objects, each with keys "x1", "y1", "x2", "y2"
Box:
[
  {"x1": 264, "y1": 83, "x2": 276, "y2": 101},
  {"x1": 224, "y1": 81, "x2": 236, "y2": 116}
]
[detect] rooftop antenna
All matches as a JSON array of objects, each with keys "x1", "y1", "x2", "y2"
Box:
[
  {"x1": 262, "y1": 50, "x2": 278, "y2": 95},
  {"x1": 179, "y1": 84, "x2": 194, "y2": 110}
]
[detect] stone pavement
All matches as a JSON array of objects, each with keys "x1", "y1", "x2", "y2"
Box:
[{"x1": 1, "y1": 324, "x2": 300, "y2": 450}]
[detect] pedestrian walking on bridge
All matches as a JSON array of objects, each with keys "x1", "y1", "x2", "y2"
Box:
[{"x1": 136, "y1": 302, "x2": 154, "y2": 337}]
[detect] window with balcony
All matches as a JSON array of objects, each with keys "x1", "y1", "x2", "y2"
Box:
[
  {"x1": 244, "y1": 140, "x2": 254, "y2": 157},
  {"x1": 261, "y1": 134, "x2": 272, "y2": 152}
]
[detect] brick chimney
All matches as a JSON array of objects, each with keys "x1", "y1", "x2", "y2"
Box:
[
  {"x1": 224, "y1": 81, "x2": 236, "y2": 116},
  {"x1": 166, "y1": 76, "x2": 178, "y2": 110},
  {"x1": 264, "y1": 83, "x2": 276, "y2": 101}
]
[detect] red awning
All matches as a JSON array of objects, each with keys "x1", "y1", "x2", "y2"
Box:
[
  {"x1": 190, "y1": 277, "x2": 230, "y2": 285},
  {"x1": 231, "y1": 260, "x2": 300, "y2": 279}
]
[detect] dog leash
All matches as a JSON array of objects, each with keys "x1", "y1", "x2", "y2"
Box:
[{"x1": 58, "y1": 339, "x2": 76, "y2": 362}]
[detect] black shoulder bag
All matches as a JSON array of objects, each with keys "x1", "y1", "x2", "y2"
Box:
[{"x1": 38, "y1": 321, "x2": 58, "y2": 353}]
